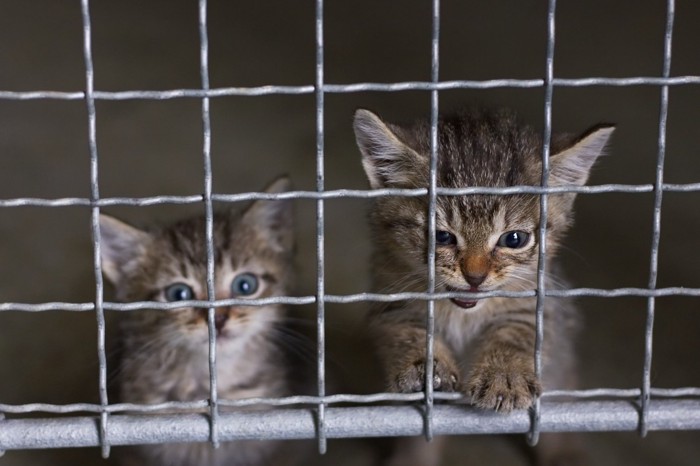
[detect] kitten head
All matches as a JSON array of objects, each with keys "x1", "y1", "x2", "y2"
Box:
[
  {"x1": 99, "y1": 176, "x2": 294, "y2": 346},
  {"x1": 353, "y1": 108, "x2": 613, "y2": 310}
]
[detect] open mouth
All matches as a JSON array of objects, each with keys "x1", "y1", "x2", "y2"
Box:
[
  {"x1": 446, "y1": 286, "x2": 481, "y2": 309},
  {"x1": 450, "y1": 297, "x2": 478, "y2": 309}
]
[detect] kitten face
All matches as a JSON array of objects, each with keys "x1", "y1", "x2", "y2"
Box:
[
  {"x1": 99, "y1": 177, "x2": 294, "y2": 348},
  {"x1": 433, "y1": 194, "x2": 540, "y2": 302},
  {"x1": 354, "y1": 108, "x2": 613, "y2": 311},
  {"x1": 373, "y1": 192, "x2": 541, "y2": 310}
]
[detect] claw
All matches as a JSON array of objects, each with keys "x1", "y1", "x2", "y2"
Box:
[{"x1": 494, "y1": 394, "x2": 504, "y2": 412}]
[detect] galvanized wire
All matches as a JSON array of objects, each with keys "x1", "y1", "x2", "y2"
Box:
[
  {"x1": 528, "y1": 0, "x2": 557, "y2": 447},
  {"x1": 641, "y1": 0, "x2": 675, "y2": 438},
  {"x1": 0, "y1": 413, "x2": 4, "y2": 457},
  {"x1": 196, "y1": 0, "x2": 222, "y2": 449},
  {"x1": 3, "y1": 387, "x2": 700, "y2": 417},
  {"x1": 5, "y1": 182, "x2": 700, "y2": 208},
  {"x1": 2, "y1": 76, "x2": 700, "y2": 102},
  {"x1": 2, "y1": 400, "x2": 700, "y2": 452},
  {"x1": 80, "y1": 0, "x2": 110, "y2": 459},
  {"x1": 4, "y1": 286, "x2": 700, "y2": 313},
  {"x1": 422, "y1": 0, "x2": 441, "y2": 443},
  {"x1": 1, "y1": 0, "x2": 700, "y2": 456},
  {"x1": 314, "y1": 0, "x2": 328, "y2": 454}
]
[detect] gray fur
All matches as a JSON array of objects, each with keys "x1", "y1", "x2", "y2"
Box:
[{"x1": 100, "y1": 176, "x2": 309, "y2": 466}]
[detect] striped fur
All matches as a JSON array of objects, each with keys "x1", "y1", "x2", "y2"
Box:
[
  {"x1": 100, "y1": 177, "x2": 309, "y2": 466},
  {"x1": 354, "y1": 108, "x2": 613, "y2": 466}
]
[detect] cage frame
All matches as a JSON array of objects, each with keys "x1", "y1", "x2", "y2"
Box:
[{"x1": 2, "y1": 0, "x2": 700, "y2": 459}]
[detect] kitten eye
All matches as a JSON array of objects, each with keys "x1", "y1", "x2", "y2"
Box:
[
  {"x1": 435, "y1": 230, "x2": 457, "y2": 246},
  {"x1": 497, "y1": 231, "x2": 530, "y2": 249},
  {"x1": 231, "y1": 273, "x2": 259, "y2": 297},
  {"x1": 164, "y1": 283, "x2": 194, "y2": 302}
]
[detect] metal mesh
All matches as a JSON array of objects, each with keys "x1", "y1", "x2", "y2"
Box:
[{"x1": 2, "y1": 0, "x2": 700, "y2": 458}]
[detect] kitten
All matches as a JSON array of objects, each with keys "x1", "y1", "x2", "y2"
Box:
[
  {"x1": 353, "y1": 107, "x2": 613, "y2": 466},
  {"x1": 100, "y1": 177, "x2": 308, "y2": 466}
]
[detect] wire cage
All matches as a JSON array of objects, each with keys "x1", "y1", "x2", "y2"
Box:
[{"x1": 1, "y1": 0, "x2": 700, "y2": 463}]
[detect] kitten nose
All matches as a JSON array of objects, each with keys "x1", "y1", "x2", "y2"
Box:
[
  {"x1": 462, "y1": 255, "x2": 490, "y2": 288},
  {"x1": 465, "y1": 273, "x2": 487, "y2": 287},
  {"x1": 214, "y1": 310, "x2": 229, "y2": 333}
]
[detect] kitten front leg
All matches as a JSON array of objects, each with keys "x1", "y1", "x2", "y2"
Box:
[
  {"x1": 467, "y1": 315, "x2": 541, "y2": 412},
  {"x1": 374, "y1": 323, "x2": 461, "y2": 393}
]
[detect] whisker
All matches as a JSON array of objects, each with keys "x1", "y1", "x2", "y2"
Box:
[{"x1": 268, "y1": 327, "x2": 317, "y2": 368}]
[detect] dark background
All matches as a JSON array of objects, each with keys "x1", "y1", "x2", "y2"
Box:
[{"x1": 0, "y1": 1, "x2": 699, "y2": 465}]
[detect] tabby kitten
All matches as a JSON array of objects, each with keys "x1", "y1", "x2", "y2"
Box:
[
  {"x1": 353, "y1": 108, "x2": 613, "y2": 465},
  {"x1": 100, "y1": 177, "x2": 306, "y2": 466}
]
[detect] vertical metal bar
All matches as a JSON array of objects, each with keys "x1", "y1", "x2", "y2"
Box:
[
  {"x1": 314, "y1": 0, "x2": 327, "y2": 454},
  {"x1": 80, "y1": 0, "x2": 110, "y2": 458},
  {"x1": 423, "y1": 0, "x2": 441, "y2": 442},
  {"x1": 0, "y1": 413, "x2": 5, "y2": 457},
  {"x1": 640, "y1": 0, "x2": 675, "y2": 438},
  {"x1": 198, "y1": 0, "x2": 220, "y2": 448},
  {"x1": 528, "y1": 0, "x2": 557, "y2": 447}
]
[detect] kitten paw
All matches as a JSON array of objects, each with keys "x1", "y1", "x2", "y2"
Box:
[
  {"x1": 390, "y1": 359, "x2": 460, "y2": 393},
  {"x1": 467, "y1": 363, "x2": 541, "y2": 412}
]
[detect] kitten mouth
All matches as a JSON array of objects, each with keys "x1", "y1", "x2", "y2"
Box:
[
  {"x1": 450, "y1": 298, "x2": 478, "y2": 309},
  {"x1": 446, "y1": 286, "x2": 480, "y2": 309}
]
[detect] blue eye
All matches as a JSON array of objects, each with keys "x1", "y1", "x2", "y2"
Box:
[
  {"x1": 231, "y1": 273, "x2": 259, "y2": 297},
  {"x1": 497, "y1": 231, "x2": 530, "y2": 249},
  {"x1": 435, "y1": 230, "x2": 457, "y2": 246},
  {"x1": 164, "y1": 283, "x2": 194, "y2": 302}
]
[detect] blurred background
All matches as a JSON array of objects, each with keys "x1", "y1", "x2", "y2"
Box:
[{"x1": 0, "y1": 1, "x2": 699, "y2": 465}]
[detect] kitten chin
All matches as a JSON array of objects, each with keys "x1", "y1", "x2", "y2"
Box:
[
  {"x1": 100, "y1": 176, "x2": 312, "y2": 466},
  {"x1": 354, "y1": 107, "x2": 613, "y2": 466}
]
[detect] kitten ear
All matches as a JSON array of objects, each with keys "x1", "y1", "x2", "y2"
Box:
[
  {"x1": 243, "y1": 176, "x2": 294, "y2": 252},
  {"x1": 99, "y1": 214, "x2": 151, "y2": 284},
  {"x1": 353, "y1": 109, "x2": 424, "y2": 189},
  {"x1": 550, "y1": 124, "x2": 615, "y2": 186}
]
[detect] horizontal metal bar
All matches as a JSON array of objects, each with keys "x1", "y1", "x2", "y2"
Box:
[
  {"x1": 0, "y1": 296, "x2": 315, "y2": 312},
  {"x1": 542, "y1": 387, "x2": 700, "y2": 399},
  {"x1": 0, "y1": 86, "x2": 315, "y2": 101},
  {"x1": 1, "y1": 76, "x2": 700, "y2": 101},
  {"x1": 324, "y1": 80, "x2": 542, "y2": 91},
  {"x1": 0, "y1": 394, "x2": 459, "y2": 417},
  {"x1": 2, "y1": 286, "x2": 700, "y2": 312},
  {"x1": 2, "y1": 388, "x2": 699, "y2": 416},
  {"x1": 662, "y1": 182, "x2": 700, "y2": 191},
  {"x1": 545, "y1": 287, "x2": 700, "y2": 298},
  {"x1": 328, "y1": 287, "x2": 700, "y2": 303},
  {"x1": 3, "y1": 182, "x2": 700, "y2": 209},
  {"x1": 0, "y1": 302, "x2": 96, "y2": 312},
  {"x1": 326, "y1": 76, "x2": 700, "y2": 91},
  {"x1": 555, "y1": 76, "x2": 700, "y2": 87},
  {"x1": 1, "y1": 400, "x2": 700, "y2": 451}
]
